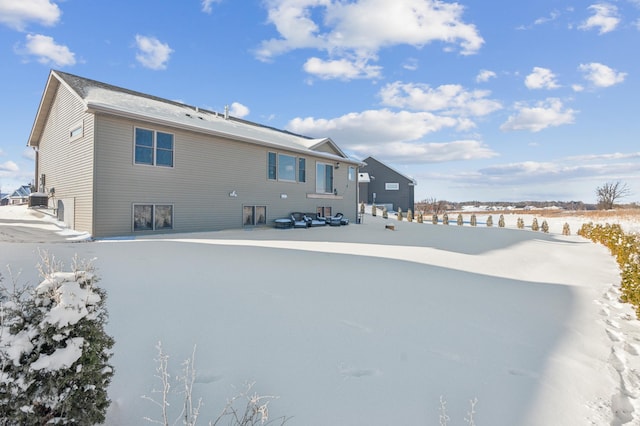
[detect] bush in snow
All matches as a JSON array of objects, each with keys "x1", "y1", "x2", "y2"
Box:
[
  {"x1": 432, "y1": 214, "x2": 438, "y2": 225},
  {"x1": 144, "y1": 342, "x2": 288, "y2": 426},
  {"x1": 486, "y1": 215, "x2": 493, "y2": 227},
  {"x1": 579, "y1": 222, "x2": 640, "y2": 317},
  {"x1": 382, "y1": 207, "x2": 388, "y2": 219},
  {"x1": 498, "y1": 214, "x2": 505, "y2": 228},
  {"x1": 371, "y1": 205, "x2": 377, "y2": 216},
  {"x1": 442, "y1": 213, "x2": 449, "y2": 225},
  {"x1": 417, "y1": 211, "x2": 424, "y2": 223},
  {"x1": 531, "y1": 218, "x2": 539, "y2": 231},
  {"x1": 541, "y1": 220, "x2": 549, "y2": 233},
  {"x1": 0, "y1": 253, "x2": 114, "y2": 424},
  {"x1": 456, "y1": 214, "x2": 463, "y2": 226},
  {"x1": 397, "y1": 208, "x2": 403, "y2": 221},
  {"x1": 359, "y1": 202, "x2": 365, "y2": 214},
  {"x1": 470, "y1": 214, "x2": 477, "y2": 227},
  {"x1": 517, "y1": 217, "x2": 525, "y2": 229},
  {"x1": 563, "y1": 222, "x2": 571, "y2": 235},
  {"x1": 406, "y1": 209, "x2": 413, "y2": 222}
]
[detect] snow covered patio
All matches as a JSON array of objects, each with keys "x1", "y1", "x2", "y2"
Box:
[{"x1": 1, "y1": 207, "x2": 639, "y2": 425}]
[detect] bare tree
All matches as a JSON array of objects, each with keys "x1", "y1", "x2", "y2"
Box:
[
  {"x1": 596, "y1": 181, "x2": 631, "y2": 210},
  {"x1": 419, "y1": 197, "x2": 447, "y2": 215}
]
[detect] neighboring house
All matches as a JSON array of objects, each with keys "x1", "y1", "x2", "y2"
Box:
[
  {"x1": 2, "y1": 185, "x2": 32, "y2": 205},
  {"x1": 28, "y1": 70, "x2": 361, "y2": 237},
  {"x1": 358, "y1": 156, "x2": 416, "y2": 212}
]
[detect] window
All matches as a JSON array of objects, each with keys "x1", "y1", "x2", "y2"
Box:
[
  {"x1": 267, "y1": 152, "x2": 306, "y2": 182},
  {"x1": 316, "y1": 162, "x2": 334, "y2": 194},
  {"x1": 133, "y1": 204, "x2": 173, "y2": 231},
  {"x1": 317, "y1": 206, "x2": 332, "y2": 217},
  {"x1": 268, "y1": 152, "x2": 277, "y2": 180},
  {"x1": 135, "y1": 128, "x2": 174, "y2": 167},
  {"x1": 69, "y1": 120, "x2": 83, "y2": 142},
  {"x1": 243, "y1": 205, "x2": 267, "y2": 226},
  {"x1": 278, "y1": 154, "x2": 296, "y2": 181},
  {"x1": 298, "y1": 158, "x2": 306, "y2": 182},
  {"x1": 348, "y1": 166, "x2": 356, "y2": 181}
]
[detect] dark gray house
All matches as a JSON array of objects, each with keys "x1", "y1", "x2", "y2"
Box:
[{"x1": 358, "y1": 156, "x2": 416, "y2": 212}]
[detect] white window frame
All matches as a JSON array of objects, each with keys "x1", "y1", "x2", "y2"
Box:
[
  {"x1": 267, "y1": 152, "x2": 306, "y2": 183},
  {"x1": 316, "y1": 162, "x2": 334, "y2": 194},
  {"x1": 134, "y1": 127, "x2": 174, "y2": 168},
  {"x1": 69, "y1": 120, "x2": 84, "y2": 142}
]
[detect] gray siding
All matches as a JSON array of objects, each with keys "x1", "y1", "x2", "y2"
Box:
[
  {"x1": 37, "y1": 84, "x2": 95, "y2": 234},
  {"x1": 360, "y1": 157, "x2": 415, "y2": 212},
  {"x1": 92, "y1": 115, "x2": 358, "y2": 237}
]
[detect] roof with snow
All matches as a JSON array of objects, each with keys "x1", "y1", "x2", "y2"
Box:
[{"x1": 28, "y1": 70, "x2": 360, "y2": 164}]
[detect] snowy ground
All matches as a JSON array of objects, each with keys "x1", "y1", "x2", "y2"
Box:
[{"x1": 1, "y1": 205, "x2": 639, "y2": 425}]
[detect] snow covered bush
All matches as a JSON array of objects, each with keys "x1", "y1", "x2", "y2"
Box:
[
  {"x1": 531, "y1": 218, "x2": 539, "y2": 231},
  {"x1": 456, "y1": 214, "x2": 463, "y2": 226},
  {"x1": 417, "y1": 211, "x2": 424, "y2": 223},
  {"x1": 541, "y1": 220, "x2": 549, "y2": 233},
  {"x1": 563, "y1": 222, "x2": 571, "y2": 235},
  {"x1": 442, "y1": 213, "x2": 449, "y2": 225},
  {"x1": 382, "y1": 207, "x2": 388, "y2": 219},
  {"x1": 0, "y1": 254, "x2": 114, "y2": 424},
  {"x1": 360, "y1": 202, "x2": 365, "y2": 214},
  {"x1": 406, "y1": 209, "x2": 413, "y2": 222},
  {"x1": 517, "y1": 217, "x2": 524, "y2": 229},
  {"x1": 579, "y1": 223, "x2": 640, "y2": 317},
  {"x1": 432, "y1": 214, "x2": 438, "y2": 225},
  {"x1": 397, "y1": 208, "x2": 403, "y2": 221},
  {"x1": 470, "y1": 214, "x2": 477, "y2": 227},
  {"x1": 486, "y1": 215, "x2": 493, "y2": 227},
  {"x1": 498, "y1": 214, "x2": 505, "y2": 228},
  {"x1": 371, "y1": 205, "x2": 377, "y2": 216}
]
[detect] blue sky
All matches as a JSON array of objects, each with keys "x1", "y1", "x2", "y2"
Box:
[{"x1": 1, "y1": 0, "x2": 639, "y2": 203}]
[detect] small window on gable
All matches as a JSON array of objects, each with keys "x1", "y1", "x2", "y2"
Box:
[{"x1": 69, "y1": 120, "x2": 83, "y2": 142}]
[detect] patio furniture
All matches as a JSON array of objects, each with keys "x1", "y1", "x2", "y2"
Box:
[
  {"x1": 305, "y1": 213, "x2": 327, "y2": 227},
  {"x1": 274, "y1": 218, "x2": 293, "y2": 229},
  {"x1": 328, "y1": 212, "x2": 349, "y2": 226},
  {"x1": 290, "y1": 212, "x2": 310, "y2": 228}
]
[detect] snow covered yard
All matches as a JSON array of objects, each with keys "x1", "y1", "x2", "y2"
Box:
[{"x1": 1, "y1": 205, "x2": 640, "y2": 425}]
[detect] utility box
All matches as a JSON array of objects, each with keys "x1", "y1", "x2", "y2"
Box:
[{"x1": 29, "y1": 193, "x2": 49, "y2": 207}]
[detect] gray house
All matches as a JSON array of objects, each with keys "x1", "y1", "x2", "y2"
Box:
[
  {"x1": 28, "y1": 70, "x2": 361, "y2": 237},
  {"x1": 358, "y1": 156, "x2": 416, "y2": 212}
]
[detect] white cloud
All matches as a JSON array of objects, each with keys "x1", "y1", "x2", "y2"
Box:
[
  {"x1": 525, "y1": 67, "x2": 560, "y2": 90},
  {"x1": 578, "y1": 62, "x2": 626, "y2": 87},
  {"x1": 201, "y1": 0, "x2": 222, "y2": 14},
  {"x1": 378, "y1": 81, "x2": 502, "y2": 117},
  {"x1": 500, "y1": 98, "x2": 576, "y2": 132},
  {"x1": 256, "y1": 0, "x2": 483, "y2": 79},
  {"x1": 0, "y1": 160, "x2": 19, "y2": 173},
  {"x1": 288, "y1": 109, "x2": 459, "y2": 145},
  {"x1": 350, "y1": 140, "x2": 498, "y2": 163},
  {"x1": 0, "y1": 0, "x2": 60, "y2": 31},
  {"x1": 579, "y1": 3, "x2": 620, "y2": 34},
  {"x1": 21, "y1": 33, "x2": 75, "y2": 66},
  {"x1": 23, "y1": 148, "x2": 36, "y2": 161},
  {"x1": 534, "y1": 10, "x2": 560, "y2": 26},
  {"x1": 134, "y1": 35, "x2": 173, "y2": 70},
  {"x1": 476, "y1": 69, "x2": 496, "y2": 83},
  {"x1": 303, "y1": 57, "x2": 381, "y2": 80},
  {"x1": 229, "y1": 102, "x2": 249, "y2": 118}
]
